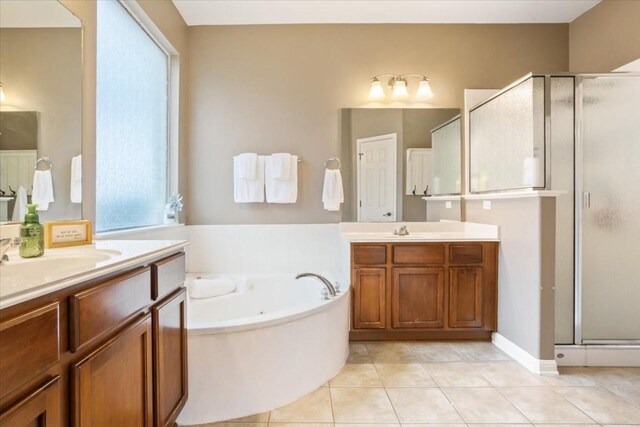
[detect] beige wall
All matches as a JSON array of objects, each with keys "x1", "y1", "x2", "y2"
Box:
[
  {"x1": 188, "y1": 24, "x2": 568, "y2": 224},
  {"x1": 0, "y1": 28, "x2": 82, "y2": 221},
  {"x1": 60, "y1": 0, "x2": 189, "y2": 224},
  {"x1": 569, "y1": 0, "x2": 640, "y2": 72},
  {"x1": 466, "y1": 197, "x2": 557, "y2": 361}
]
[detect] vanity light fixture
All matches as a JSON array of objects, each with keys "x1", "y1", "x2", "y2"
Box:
[{"x1": 368, "y1": 74, "x2": 434, "y2": 101}]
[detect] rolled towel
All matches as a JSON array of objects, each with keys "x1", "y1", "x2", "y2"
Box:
[{"x1": 189, "y1": 278, "x2": 237, "y2": 299}]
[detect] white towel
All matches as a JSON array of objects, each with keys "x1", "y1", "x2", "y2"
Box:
[
  {"x1": 322, "y1": 169, "x2": 344, "y2": 211},
  {"x1": 189, "y1": 278, "x2": 237, "y2": 299},
  {"x1": 70, "y1": 154, "x2": 82, "y2": 203},
  {"x1": 234, "y1": 155, "x2": 265, "y2": 203},
  {"x1": 265, "y1": 155, "x2": 298, "y2": 203},
  {"x1": 270, "y1": 153, "x2": 291, "y2": 180},
  {"x1": 32, "y1": 170, "x2": 54, "y2": 211},
  {"x1": 11, "y1": 186, "x2": 28, "y2": 221},
  {"x1": 234, "y1": 153, "x2": 258, "y2": 180}
]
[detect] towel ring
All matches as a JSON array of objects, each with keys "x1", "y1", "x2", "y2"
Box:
[
  {"x1": 35, "y1": 157, "x2": 52, "y2": 170},
  {"x1": 325, "y1": 156, "x2": 341, "y2": 169}
]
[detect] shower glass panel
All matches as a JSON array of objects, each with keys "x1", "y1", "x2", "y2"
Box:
[
  {"x1": 469, "y1": 76, "x2": 545, "y2": 193},
  {"x1": 579, "y1": 75, "x2": 640, "y2": 342},
  {"x1": 431, "y1": 116, "x2": 461, "y2": 195}
]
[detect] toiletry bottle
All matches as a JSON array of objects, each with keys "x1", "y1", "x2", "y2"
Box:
[{"x1": 20, "y1": 204, "x2": 44, "y2": 258}]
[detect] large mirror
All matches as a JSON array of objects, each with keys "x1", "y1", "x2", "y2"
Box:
[
  {"x1": 340, "y1": 108, "x2": 461, "y2": 222},
  {"x1": 0, "y1": 0, "x2": 82, "y2": 223}
]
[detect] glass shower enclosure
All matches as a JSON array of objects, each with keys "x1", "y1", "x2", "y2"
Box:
[{"x1": 468, "y1": 72, "x2": 640, "y2": 345}]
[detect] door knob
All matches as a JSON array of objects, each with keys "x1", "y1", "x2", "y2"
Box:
[{"x1": 383, "y1": 212, "x2": 392, "y2": 217}]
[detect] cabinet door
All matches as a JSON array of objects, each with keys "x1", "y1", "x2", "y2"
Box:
[
  {"x1": 71, "y1": 315, "x2": 153, "y2": 427},
  {"x1": 152, "y1": 288, "x2": 188, "y2": 427},
  {"x1": 0, "y1": 377, "x2": 60, "y2": 427},
  {"x1": 353, "y1": 268, "x2": 386, "y2": 329},
  {"x1": 392, "y1": 267, "x2": 444, "y2": 329},
  {"x1": 449, "y1": 267, "x2": 483, "y2": 328}
]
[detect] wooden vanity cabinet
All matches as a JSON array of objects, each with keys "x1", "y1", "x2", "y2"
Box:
[
  {"x1": 0, "y1": 251, "x2": 187, "y2": 427},
  {"x1": 152, "y1": 288, "x2": 188, "y2": 427},
  {"x1": 351, "y1": 242, "x2": 498, "y2": 340}
]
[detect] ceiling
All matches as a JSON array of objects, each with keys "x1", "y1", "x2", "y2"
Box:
[
  {"x1": 172, "y1": 0, "x2": 601, "y2": 26},
  {"x1": 0, "y1": 0, "x2": 80, "y2": 28}
]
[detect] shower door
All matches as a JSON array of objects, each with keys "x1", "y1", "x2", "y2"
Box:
[{"x1": 576, "y1": 74, "x2": 640, "y2": 343}]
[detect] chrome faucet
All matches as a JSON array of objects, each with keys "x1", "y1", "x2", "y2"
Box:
[
  {"x1": 295, "y1": 273, "x2": 337, "y2": 298},
  {"x1": 393, "y1": 225, "x2": 410, "y2": 236},
  {"x1": 0, "y1": 237, "x2": 21, "y2": 263}
]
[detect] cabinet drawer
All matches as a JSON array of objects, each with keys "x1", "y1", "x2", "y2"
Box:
[
  {"x1": 393, "y1": 244, "x2": 444, "y2": 264},
  {"x1": 151, "y1": 253, "x2": 186, "y2": 301},
  {"x1": 69, "y1": 268, "x2": 151, "y2": 353},
  {"x1": 353, "y1": 245, "x2": 386, "y2": 265},
  {"x1": 0, "y1": 303, "x2": 59, "y2": 400},
  {"x1": 449, "y1": 244, "x2": 483, "y2": 264}
]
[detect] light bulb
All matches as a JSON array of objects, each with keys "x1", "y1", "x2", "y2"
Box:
[
  {"x1": 416, "y1": 78, "x2": 434, "y2": 99},
  {"x1": 392, "y1": 79, "x2": 409, "y2": 99},
  {"x1": 368, "y1": 78, "x2": 385, "y2": 100},
  {"x1": 0, "y1": 84, "x2": 5, "y2": 103}
]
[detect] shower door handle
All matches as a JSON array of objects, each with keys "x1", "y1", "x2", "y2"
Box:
[{"x1": 582, "y1": 192, "x2": 591, "y2": 209}]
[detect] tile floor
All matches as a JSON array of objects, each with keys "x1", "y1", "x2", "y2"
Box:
[{"x1": 193, "y1": 341, "x2": 640, "y2": 427}]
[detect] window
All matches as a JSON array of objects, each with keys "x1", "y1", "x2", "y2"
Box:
[{"x1": 96, "y1": 0, "x2": 169, "y2": 232}]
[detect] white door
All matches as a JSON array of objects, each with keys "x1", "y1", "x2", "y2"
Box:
[{"x1": 357, "y1": 133, "x2": 397, "y2": 222}]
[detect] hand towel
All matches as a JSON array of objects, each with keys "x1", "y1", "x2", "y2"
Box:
[
  {"x1": 70, "y1": 154, "x2": 82, "y2": 203},
  {"x1": 270, "y1": 153, "x2": 291, "y2": 181},
  {"x1": 322, "y1": 169, "x2": 344, "y2": 211},
  {"x1": 234, "y1": 153, "x2": 258, "y2": 180},
  {"x1": 11, "y1": 186, "x2": 28, "y2": 221},
  {"x1": 189, "y1": 278, "x2": 237, "y2": 299},
  {"x1": 234, "y1": 155, "x2": 265, "y2": 203},
  {"x1": 32, "y1": 170, "x2": 54, "y2": 211},
  {"x1": 265, "y1": 155, "x2": 298, "y2": 203}
]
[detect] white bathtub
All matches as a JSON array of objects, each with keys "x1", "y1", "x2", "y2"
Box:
[{"x1": 177, "y1": 273, "x2": 350, "y2": 425}]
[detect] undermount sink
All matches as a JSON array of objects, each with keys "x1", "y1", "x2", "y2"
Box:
[{"x1": 0, "y1": 248, "x2": 122, "y2": 293}]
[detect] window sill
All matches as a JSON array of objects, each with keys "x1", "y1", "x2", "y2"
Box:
[{"x1": 94, "y1": 223, "x2": 185, "y2": 240}]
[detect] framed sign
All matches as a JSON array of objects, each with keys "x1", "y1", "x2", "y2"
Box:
[{"x1": 44, "y1": 220, "x2": 92, "y2": 248}]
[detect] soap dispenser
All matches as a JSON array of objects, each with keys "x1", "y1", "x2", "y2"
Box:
[{"x1": 20, "y1": 204, "x2": 44, "y2": 258}]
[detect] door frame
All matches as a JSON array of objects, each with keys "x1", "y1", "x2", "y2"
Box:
[{"x1": 356, "y1": 133, "x2": 398, "y2": 222}]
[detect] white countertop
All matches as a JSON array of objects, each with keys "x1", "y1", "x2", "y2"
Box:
[
  {"x1": 339, "y1": 221, "x2": 499, "y2": 243},
  {"x1": 0, "y1": 239, "x2": 189, "y2": 310}
]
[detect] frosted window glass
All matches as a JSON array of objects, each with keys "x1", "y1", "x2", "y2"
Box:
[
  {"x1": 469, "y1": 77, "x2": 545, "y2": 192},
  {"x1": 431, "y1": 117, "x2": 461, "y2": 195},
  {"x1": 96, "y1": 1, "x2": 168, "y2": 232}
]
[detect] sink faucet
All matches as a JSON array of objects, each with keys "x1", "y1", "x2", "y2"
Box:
[
  {"x1": 0, "y1": 237, "x2": 21, "y2": 263},
  {"x1": 295, "y1": 273, "x2": 337, "y2": 298},
  {"x1": 393, "y1": 225, "x2": 410, "y2": 236}
]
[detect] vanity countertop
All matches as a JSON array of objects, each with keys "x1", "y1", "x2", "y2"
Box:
[
  {"x1": 339, "y1": 221, "x2": 499, "y2": 243},
  {"x1": 0, "y1": 239, "x2": 189, "y2": 310}
]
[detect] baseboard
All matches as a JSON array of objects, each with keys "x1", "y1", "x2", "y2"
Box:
[
  {"x1": 492, "y1": 332, "x2": 558, "y2": 375},
  {"x1": 555, "y1": 345, "x2": 640, "y2": 367}
]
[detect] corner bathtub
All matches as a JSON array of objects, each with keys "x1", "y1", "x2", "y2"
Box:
[{"x1": 176, "y1": 274, "x2": 350, "y2": 425}]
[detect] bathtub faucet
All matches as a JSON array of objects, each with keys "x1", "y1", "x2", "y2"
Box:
[{"x1": 295, "y1": 273, "x2": 337, "y2": 298}]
